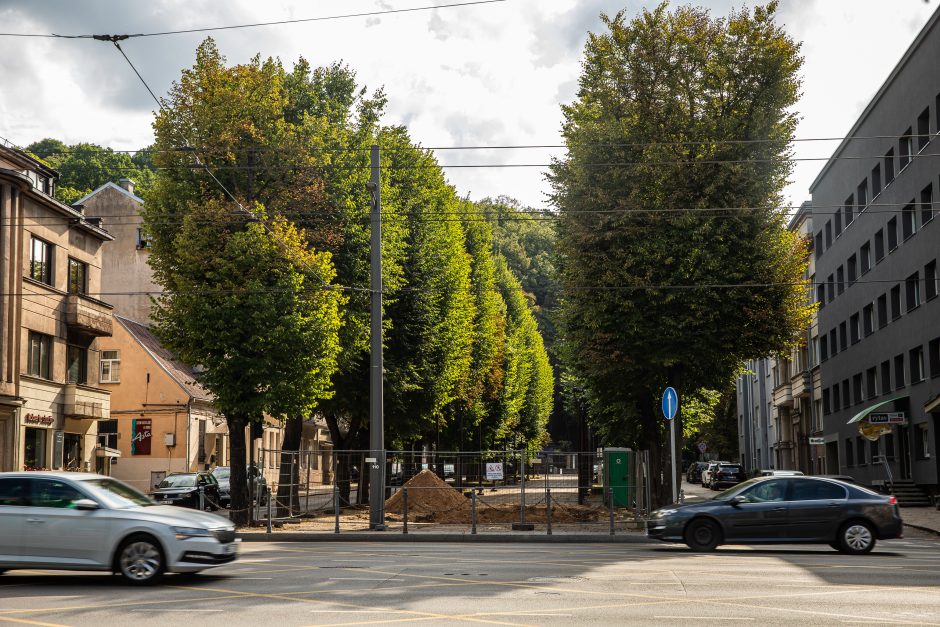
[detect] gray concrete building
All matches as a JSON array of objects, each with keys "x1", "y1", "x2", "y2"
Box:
[
  {"x1": 736, "y1": 357, "x2": 777, "y2": 474},
  {"x1": 811, "y1": 6, "x2": 940, "y2": 500}
]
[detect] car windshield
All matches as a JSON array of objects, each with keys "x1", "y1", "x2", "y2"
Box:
[
  {"x1": 711, "y1": 478, "x2": 763, "y2": 500},
  {"x1": 213, "y1": 467, "x2": 231, "y2": 479},
  {"x1": 158, "y1": 475, "x2": 196, "y2": 488},
  {"x1": 81, "y1": 478, "x2": 154, "y2": 508},
  {"x1": 719, "y1": 465, "x2": 742, "y2": 472}
]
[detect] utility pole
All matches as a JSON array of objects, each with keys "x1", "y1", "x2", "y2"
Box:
[{"x1": 368, "y1": 144, "x2": 386, "y2": 530}]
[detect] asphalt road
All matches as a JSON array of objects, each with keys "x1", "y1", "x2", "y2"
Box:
[{"x1": 2, "y1": 534, "x2": 940, "y2": 627}]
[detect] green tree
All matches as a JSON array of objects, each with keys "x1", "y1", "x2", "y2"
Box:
[{"x1": 550, "y1": 1, "x2": 812, "y2": 506}]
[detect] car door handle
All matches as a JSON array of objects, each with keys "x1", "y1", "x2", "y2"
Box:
[
  {"x1": 26, "y1": 518, "x2": 45, "y2": 523},
  {"x1": 772, "y1": 507, "x2": 786, "y2": 512}
]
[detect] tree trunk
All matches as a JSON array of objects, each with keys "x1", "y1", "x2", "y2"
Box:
[
  {"x1": 640, "y1": 396, "x2": 670, "y2": 510},
  {"x1": 227, "y1": 413, "x2": 250, "y2": 527},
  {"x1": 276, "y1": 416, "x2": 303, "y2": 517}
]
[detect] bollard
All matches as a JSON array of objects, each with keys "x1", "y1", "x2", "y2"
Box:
[
  {"x1": 198, "y1": 486, "x2": 205, "y2": 511},
  {"x1": 679, "y1": 488, "x2": 685, "y2": 505},
  {"x1": 520, "y1": 453, "x2": 526, "y2": 526},
  {"x1": 402, "y1": 487, "x2": 409, "y2": 535},
  {"x1": 267, "y1": 495, "x2": 273, "y2": 534},
  {"x1": 471, "y1": 489, "x2": 477, "y2": 535},
  {"x1": 609, "y1": 488, "x2": 615, "y2": 536},
  {"x1": 546, "y1": 488, "x2": 552, "y2": 536},
  {"x1": 290, "y1": 456, "x2": 296, "y2": 516},
  {"x1": 334, "y1": 484, "x2": 340, "y2": 534}
]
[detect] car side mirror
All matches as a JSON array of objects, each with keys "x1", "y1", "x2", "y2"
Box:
[
  {"x1": 74, "y1": 499, "x2": 100, "y2": 511},
  {"x1": 729, "y1": 495, "x2": 745, "y2": 507}
]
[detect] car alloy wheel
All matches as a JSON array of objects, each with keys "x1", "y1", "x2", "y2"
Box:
[
  {"x1": 685, "y1": 518, "x2": 721, "y2": 552},
  {"x1": 118, "y1": 538, "x2": 164, "y2": 584},
  {"x1": 838, "y1": 522, "x2": 875, "y2": 554}
]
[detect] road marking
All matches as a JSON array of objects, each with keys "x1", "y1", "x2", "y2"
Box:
[
  {"x1": 131, "y1": 610, "x2": 224, "y2": 613},
  {"x1": 0, "y1": 618, "x2": 71, "y2": 627},
  {"x1": 327, "y1": 578, "x2": 405, "y2": 581},
  {"x1": 654, "y1": 617, "x2": 753, "y2": 621}
]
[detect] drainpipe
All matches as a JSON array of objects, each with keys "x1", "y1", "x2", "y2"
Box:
[{"x1": 186, "y1": 400, "x2": 192, "y2": 472}]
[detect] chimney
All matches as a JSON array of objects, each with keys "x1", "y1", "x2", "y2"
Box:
[{"x1": 118, "y1": 178, "x2": 136, "y2": 195}]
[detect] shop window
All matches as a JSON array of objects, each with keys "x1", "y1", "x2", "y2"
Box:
[
  {"x1": 923, "y1": 183, "x2": 935, "y2": 225},
  {"x1": 24, "y1": 427, "x2": 47, "y2": 470},
  {"x1": 64, "y1": 433, "x2": 82, "y2": 471},
  {"x1": 100, "y1": 350, "x2": 121, "y2": 383},
  {"x1": 910, "y1": 346, "x2": 925, "y2": 383},
  {"x1": 66, "y1": 345, "x2": 87, "y2": 385},
  {"x1": 29, "y1": 237, "x2": 53, "y2": 285},
  {"x1": 27, "y1": 331, "x2": 52, "y2": 379}
]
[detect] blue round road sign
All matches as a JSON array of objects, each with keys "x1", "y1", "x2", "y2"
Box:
[{"x1": 662, "y1": 387, "x2": 678, "y2": 420}]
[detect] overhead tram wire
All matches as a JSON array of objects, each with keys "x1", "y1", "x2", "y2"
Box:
[{"x1": 0, "y1": 1, "x2": 508, "y2": 39}]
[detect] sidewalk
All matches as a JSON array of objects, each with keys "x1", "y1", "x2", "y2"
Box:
[{"x1": 899, "y1": 505, "x2": 940, "y2": 536}]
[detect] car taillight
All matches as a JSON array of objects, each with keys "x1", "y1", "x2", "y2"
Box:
[{"x1": 889, "y1": 496, "x2": 898, "y2": 505}]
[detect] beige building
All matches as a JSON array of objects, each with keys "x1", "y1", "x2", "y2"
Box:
[{"x1": 0, "y1": 141, "x2": 114, "y2": 473}]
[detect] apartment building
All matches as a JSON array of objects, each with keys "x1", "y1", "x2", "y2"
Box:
[
  {"x1": 811, "y1": 7, "x2": 940, "y2": 497},
  {"x1": 0, "y1": 141, "x2": 114, "y2": 472},
  {"x1": 736, "y1": 357, "x2": 776, "y2": 473}
]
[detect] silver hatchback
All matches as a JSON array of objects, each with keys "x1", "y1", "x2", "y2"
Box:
[{"x1": 0, "y1": 472, "x2": 238, "y2": 584}]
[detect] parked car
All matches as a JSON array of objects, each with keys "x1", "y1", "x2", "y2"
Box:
[
  {"x1": 759, "y1": 469, "x2": 805, "y2": 477},
  {"x1": 709, "y1": 464, "x2": 747, "y2": 490},
  {"x1": 0, "y1": 472, "x2": 237, "y2": 584},
  {"x1": 211, "y1": 466, "x2": 269, "y2": 508},
  {"x1": 687, "y1": 462, "x2": 709, "y2": 484},
  {"x1": 648, "y1": 476, "x2": 902, "y2": 554},
  {"x1": 153, "y1": 472, "x2": 221, "y2": 510},
  {"x1": 701, "y1": 462, "x2": 728, "y2": 488}
]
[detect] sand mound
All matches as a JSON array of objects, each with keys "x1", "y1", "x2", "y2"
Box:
[{"x1": 385, "y1": 469, "x2": 469, "y2": 516}]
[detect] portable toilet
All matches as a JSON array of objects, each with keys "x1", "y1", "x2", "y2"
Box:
[{"x1": 603, "y1": 447, "x2": 633, "y2": 507}]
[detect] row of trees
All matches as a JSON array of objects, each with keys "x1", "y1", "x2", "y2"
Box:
[{"x1": 137, "y1": 42, "x2": 552, "y2": 521}]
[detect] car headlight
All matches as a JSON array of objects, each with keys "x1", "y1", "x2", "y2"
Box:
[
  {"x1": 172, "y1": 526, "x2": 212, "y2": 540},
  {"x1": 655, "y1": 509, "x2": 679, "y2": 517}
]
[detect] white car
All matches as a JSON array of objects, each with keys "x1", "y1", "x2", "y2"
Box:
[{"x1": 0, "y1": 472, "x2": 238, "y2": 584}]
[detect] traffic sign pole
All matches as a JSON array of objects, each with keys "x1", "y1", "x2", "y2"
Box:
[{"x1": 662, "y1": 387, "x2": 679, "y2": 504}]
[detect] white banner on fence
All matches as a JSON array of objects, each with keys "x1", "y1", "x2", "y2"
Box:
[{"x1": 485, "y1": 463, "x2": 504, "y2": 481}]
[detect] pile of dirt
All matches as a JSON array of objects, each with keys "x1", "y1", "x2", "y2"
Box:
[{"x1": 384, "y1": 469, "x2": 470, "y2": 518}]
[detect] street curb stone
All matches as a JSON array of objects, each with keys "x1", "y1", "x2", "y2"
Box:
[
  {"x1": 904, "y1": 523, "x2": 940, "y2": 537},
  {"x1": 236, "y1": 532, "x2": 656, "y2": 543}
]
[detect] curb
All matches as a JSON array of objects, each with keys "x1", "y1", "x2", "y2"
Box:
[
  {"x1": 236, "y1": 532, "x2": 655, "y2": 543},
  {"x1": 904, "y1": 522, "x2": 940, "y2": 537}
]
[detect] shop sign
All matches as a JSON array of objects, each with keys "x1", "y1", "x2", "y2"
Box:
[
  {"x1": 53, "y1": 430, "x2": 64, "y2": 469},
  {"x1": 24, "y1": 413, "x2": 54, "y2": 426},
  {"x1": 869, "y1": 412, "x2": 906, "y2": 425},
  {"x1": 131, "y1": 418, "x2": 152, "y2": 455},
  {"x1": 808, "y1": 437, "x2": 825, "y2": 445}
]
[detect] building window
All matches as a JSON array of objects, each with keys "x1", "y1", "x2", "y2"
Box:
[
  {"x1": 67, "y1": 258, "x2": 87, "y2": 295},
  {"x1": 847, "y1": 254, "x2": 857, "y2": 284},
  {"x1": 890, "y1": 285, "x2": 902, "y2": 320},
  {"x1": 881, "y1": 360, "x2": 891, "y2": 393},
  {"x1": 839, "y1": 322, "x2": 848, "y2": 352},
  {"x1": 885, "y1": 433, "x2": 895, "y2": 460},
  {"x1": 823, "y1": 388, "x2": 831, "y2": 415},
  {"x1": 136, "y1": 228, "x2": 151, "y2": 249},
  {"x1": 874, "y1": 229, "x2": 885, "y2": 262},
  {"x1": 860, "y1": 242, "x2": 871, "y2": 274},
  {"x1": 930, "y1": 337, "x2": 940, "y2": 378},
  {"x1": 910, "y1": 346, "x2": 925, "y2": 383},
  {"x1": 852, "y1": 373, "x2": 862, "y2": 405},
  {"x1": 887, "y1": 217, "x2": 899, "y2": 251},
  {"x1": 850, "y1": 313, "x2": 860, "y2": 345},
  {"x1": 871, "y1": 163, "x2": 882, "y2": 196},
  {"x1": 917, "y1": 424, "x2": 931, "y2": 460},
  {"x1": 97, "y1": 420, "x2": 118, "y2": 449},
  {"x1": 27, "y1": 331, "x2": 52, "y2": 379},
  {"x1": 833, "y1": 385, "x2": 841, "y2": 412},
  {"x1": 842, "y1": 380, "x2": 850, "y2": 409},
  {"x1": 834, "y1": 210, "x2": 842, "y2": 236},
  {"x1": 829, "y1": 329, "x2": 838, "y2": 356},
  {"x1": 820, "y1": 334, "x2": 829, "y2": 361},
  {"x1": 894, "y1": 354, "x2": 906, "y2": 389},
  {"x1": 899, "y1": 128, "x2": 913, "y2": 169},
  {"x1": 856, "y1": 182, "x2": 867, "y2": 213},
  {"x1": 100, "y1": 350, "x2": 121, "y2": 383},
  {"x1": 24, "y1": 428, "x2": 47, "y2": 470},
  {"x1": 837, "y1": 266, "x2": 845, "y2": 294},
  {"x1": 827, "y1": 275, "x2": 835, "y2": 303},
  {"x1": 870, "y1": 439, "x2": 880, "y2": 463},
  {"x1": 856, "y1": 436, "x2": 867, "y2": 465},
  {"x1": 66, "y1": 345, "x2": 87, "y2": 385},
  {"x1": 925, "y1": 261, "x2": 938, "y2": 301},
  {"x1": 825, "y1": 221, "x2": 832, "y2": 248},
  {"x1": 922, "y1": 183, "x2": 935, "y2": 226},
  {"x1": 845, "y1": 438, "x2": 854, "y2": 467},
  {"x1": 863, "y1": 303, "x2": 874, "y2": 336},
  {"x1": 816, "y1": 284, "x2": 826, "y2": 308},
  {"x1": 844, "y1": 194, "x2": 854, "y2": 226},
  {"x1": 29, "y1": 237, "x2": 53, "y2": 285},
  {"x1": 917, "y1": 107, "x2": 930, "y2": 151},
  {"x1": 906, "y1": 272, "x2": 921, "y2": 312},
  {"x1": 877, "y1": 294, "x2": 888, "y2": 329},
  {"x1": 815, "y1": 232, "x2": 824, "y2": 259},
  {"x1": 884, "y1": 149, "x2": 895, "y2": 184},
  {"x1": 902, "y1": 202, "x2": 916, "y2": 240},
  {"x1": 866, "y1": 367, "x2": 877, "y2": 399}
]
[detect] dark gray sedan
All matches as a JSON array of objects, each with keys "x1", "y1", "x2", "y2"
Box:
[{"x1": 648, "y1": 476, "x2": 902, "y2": 554}]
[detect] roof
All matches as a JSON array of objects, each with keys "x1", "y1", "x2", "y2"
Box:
[
  {"x1": 74, "y1": 181, "x2": 144, "y2": 206},
  {"x1": 115, "y1": 315, "x2": 213, "y2": 402},
  {"x1": 809, "y1": 5, "x2": 940, "y2": 193}
]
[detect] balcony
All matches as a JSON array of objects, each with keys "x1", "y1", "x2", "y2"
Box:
[
  {"x1": 64, "y1": 384, "x2": 110, "y2": 420},
  {"x1": 66, "y1": 294, "x2": 113, "y2": 337},
  {"x1": 772, "y1": 382, "x2": 793, "y2": 407},
  {"x1": 790, "y1": 370, "x2": 812, "y2": 398}
]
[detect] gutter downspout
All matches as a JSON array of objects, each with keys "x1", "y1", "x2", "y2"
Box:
[{"x1": 186, "y1": 399, "x2": 192, "y2": 472}]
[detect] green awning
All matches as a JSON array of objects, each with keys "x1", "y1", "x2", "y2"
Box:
[{"x1": 847, "y1": 395, "x2": 909, "y2": 424}]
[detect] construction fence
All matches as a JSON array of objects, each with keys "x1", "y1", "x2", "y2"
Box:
[{"x1": 242, "y1": 449, "x2": 654, "y2": 534}]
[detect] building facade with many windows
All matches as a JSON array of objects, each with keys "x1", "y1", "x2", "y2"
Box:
[
  {"x1": 811, "y1": 7, "x2": 940, "y2": 496},
  {"x1": 0, "y1": 141, "x2": 114, "y2": 473}
]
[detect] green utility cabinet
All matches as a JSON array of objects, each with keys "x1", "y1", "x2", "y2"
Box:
[{"x1": 603, "y1": 447, "x2": 633, "y2": 508}]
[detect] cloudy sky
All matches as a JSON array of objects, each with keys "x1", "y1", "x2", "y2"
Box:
[{"x1": 0, "y1": 0, "x2": 937, "y2": 209}]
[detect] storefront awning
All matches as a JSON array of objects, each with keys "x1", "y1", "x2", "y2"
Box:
[
  {"x1": 95, "y1": 446, "x2": 121, "y2": 458},
  {"x1": 847, "y1": 395, "x2": 908, "y2": 424}
]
